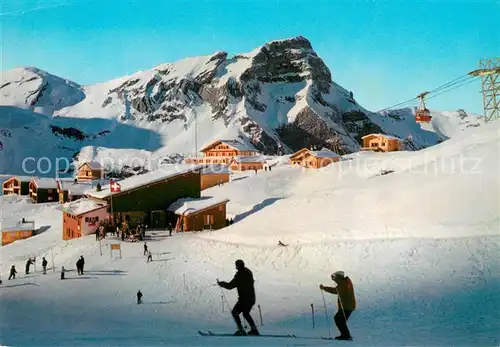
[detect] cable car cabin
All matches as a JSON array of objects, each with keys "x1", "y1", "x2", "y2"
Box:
[{"x1": 415, "y1": 108, "x2": 432, "y2": 122}]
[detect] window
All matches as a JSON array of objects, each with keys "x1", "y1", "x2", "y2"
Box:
[{"x1": 204, "y1": 214, "x2": 214, "y2": 225}]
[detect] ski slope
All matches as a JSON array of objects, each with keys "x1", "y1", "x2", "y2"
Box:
[{"x1": 0, "y1": 122, "x2": 499, "y2": 346}]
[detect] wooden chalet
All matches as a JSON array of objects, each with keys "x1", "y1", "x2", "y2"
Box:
[
  {"x1": 229, "y1": 155, "x2": 265, "y2": 171},
  {"x1": 87, "y1": 164, "x2": 203, "y2": 229},
  {"x1": 361, "y1": 134, "x2": 402, "y2": 152},
  {"x1": 168, "y1": 197, "x2": 229, "y2": 232},
  {"x1": 62, "y1": 199, "x2": 109, "y2": 240},
  {"x1": 1, "y1": 220, "x2": 35, "y2": 246},
  {"x1": 289, "y1": 148, "x2": 341, "y2": 169},
  {"x1": 29, "y1": 178, "x2": 60, "y2": 203},
  {"x1": 200, "y1": 164, "x2": 230, "y2": 190},
  {"x1": 2, "y1": 176, "x2": 32, "y2": 195},
  {"x1": 76, "y1": 161, "x2": 105, "y2": 180},
  {"x1": 185, "y1": 140, "x2": 259, "y2": 165}
]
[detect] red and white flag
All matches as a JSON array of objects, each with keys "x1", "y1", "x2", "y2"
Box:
[{"x1": 110, "y1": 179, "x2": 121, "y2": 193}]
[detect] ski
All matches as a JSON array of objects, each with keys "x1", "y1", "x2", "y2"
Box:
[{"x1": 198, "y1": 330, "x2": 295, "y2": 338}]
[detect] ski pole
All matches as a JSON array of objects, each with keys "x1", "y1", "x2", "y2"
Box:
[
  {"x1": 338, "y1": 292, "x2": 349, "y2": 327},
  {"x1": 258, "y1": 304, "x2": 263, "y2": 326},
  {"x1": 321, "y1": 289, "x2": 332, "y2": 339},
  {"x1": 311, "y1": 303, "x2": 315, "y2": 329}
]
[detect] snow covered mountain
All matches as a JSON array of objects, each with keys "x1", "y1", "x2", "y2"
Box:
[
  {"x1": 1, "y1": 121, "x2": 498, "y2": 346},
  {"x1": 0, "y1": 36, "x2": 481, "y2": 177}
]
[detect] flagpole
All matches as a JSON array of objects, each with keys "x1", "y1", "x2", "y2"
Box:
[{"x1": 110, "y1": 180, "x2": 114, "y2": 228}]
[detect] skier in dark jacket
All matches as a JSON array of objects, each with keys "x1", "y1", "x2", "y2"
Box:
[
  {"x1": 9, "y1": 265, "x2": 17, "y2": 280},
  {"x1": 320, "y1": 270, "x2": 356, "y2": 340},
  {"x1": 217, "y1": 259, "x2": 259, "y2": 336},
  {"x1": 137, "y1": 290, "x2": 143, "y2": 304},
  {"x1": 143, "y1": 242, "x2": 148, "y2": 256},
  {"x1": 79, "y1": 256, "x2": 85, "y2": 274},
  {"x1": 25, "y1": 258, "x2": 34, "y2": 275},
  {"x1": 42, "y1": 257, "x2": 48, "y2": 274}
]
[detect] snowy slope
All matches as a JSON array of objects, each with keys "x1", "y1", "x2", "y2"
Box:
[{"x1": 1, "y1": 121, "x2": 499, "y2": 346}]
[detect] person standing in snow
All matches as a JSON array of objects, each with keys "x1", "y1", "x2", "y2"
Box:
[
  {"x1": 80, "y1": 256, "x2": 85, "y2": 274},
  {"x1": 147, "y1": 251, "x2": 152, "y2": 262},
  {"x1": 217, "y1": 259, "x2": 259, "y2": 336},
  {"x1": 42, "y1": 257, "x2": 48, "y2": 274},
  {"x1": 320, "y1": 270, "x2": 356, "y2": 340},
  {"x1": 143, "y1": 242, "x2": 148, "y2": 256},
  {"x1": 76, "y1": 258, "x2": 81, "y2": 275},
  {"x1": 25, "y1": 258, "x2": 34, "y2": 275},
  {"x1": 61, "y1": 266, "x2": 65, "y2": 280},
  {"x1": 137, "y1": 290, "x2": 143, "y2": 304},
  {"x1": 9, "y1": 265, "x2": 17, "y2": 280}
]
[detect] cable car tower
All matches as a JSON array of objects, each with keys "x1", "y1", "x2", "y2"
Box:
[
  {"x1": 469, "y1": 58, "x2": 500, "y2": 123},
  {"x1": 415, "y1": 91, "x2": 432, "y2": 122}
]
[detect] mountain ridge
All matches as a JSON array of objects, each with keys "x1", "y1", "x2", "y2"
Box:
[{"x1": 0, "y1": 36, "x2": 482, "y2": 176}]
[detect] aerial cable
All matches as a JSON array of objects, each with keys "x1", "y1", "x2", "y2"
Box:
[{"x1": 425, "y1": 76, "x2": 479, "y2": 101}]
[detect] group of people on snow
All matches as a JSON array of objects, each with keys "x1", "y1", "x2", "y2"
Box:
[{"x1": 218, "y1": 259, "x2": 356, "y2": 340}]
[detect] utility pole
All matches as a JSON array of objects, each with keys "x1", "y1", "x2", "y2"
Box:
[{"x1": 469, "y1": 58, "x2": 500, "y2": 123}]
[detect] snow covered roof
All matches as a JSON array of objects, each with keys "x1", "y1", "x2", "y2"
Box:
[
  {"x1": 13, "y1": 176, "x2": 33, "y2": 183},
  {"x1": 201, "y1": 164, "x2": 230, "y2": 175},
  {"x1": 87, "y1": 164, "x2": 203, "y2": 199},
  {"x1": 167, "y1": 197, "x2": 230, "y2": 216},
  {"x1": 62, "y1": 198, "x2": 107, "y2": 216},
  {"x1": 1, "y1": 225, "x2": 35, "y2": 233},
  {"x1": 362, "y1": 133, "x2": 402, "y2": 141},
  {"x1": 200, "y1": 139, "x2": 257, "y2": 152},
  {"x1": 309, "y1": 149, "x2": 341, "y2": 158},
  {"x1": 58, "y1": 179, "x2": 110, "y2": 195},
  {"x1": 79, "y1": 161, "x2": 104, "y2": 170},
  {"x1": 31, "y1": 177, "x2": 59, "y2": 189},
  {"x1": 232, "y1": 155, "x2": 266, "y2": 163}
]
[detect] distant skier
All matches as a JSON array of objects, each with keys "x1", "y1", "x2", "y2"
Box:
[
  {"x1": 143, "y1": 242, "x2": 148, "y2": 256},
  {"x1": 9, "y1": 265, "x2": 17, "y2": 280},
  {"x1": 42, "y1": 257, "x2": 48, "y2": 274},
  {"x1": 217, "y1": 259, "x2": 259, "y2": 336},
  {"x1": 320, "y1": 271, "x2": 356, "y2": 340},
  {"x1": 61, "y1": 266, "x2": 65, "y2": 280},
  {"x1": 147, "y1": 251, "x2": 152, "y2": 262},
  {"x1": 76, "y1": 256, "x2": 85, "y2": 275},
  {"x1": 25, "y1": 258, "x2": 34, "y2": 275},
  {"x1": 80, "y1": 256, "x2": 85, "y2": 274},
  {"x1": 137, "y1": 290, "x2": 143, "y2": 304}
]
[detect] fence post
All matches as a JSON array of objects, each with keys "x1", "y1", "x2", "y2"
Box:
[
  {"x1": 311, "y1": 303, "x2": 315, "y2": 328},
  {"x1": 258, "y1": 304, "x2": 263, "y2": 326},
  {"x1": 51, "y1": 248, "x2": 55, "y2": 272}
]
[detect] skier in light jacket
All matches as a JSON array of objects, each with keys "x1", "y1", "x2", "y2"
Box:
[{"x1": 320, "y1": 270, "x2": 356, "y2": 340}]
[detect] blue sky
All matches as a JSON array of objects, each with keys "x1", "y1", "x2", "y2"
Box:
[{"x1": 1, "y1": 0, "x2": 498, "y2": 114}]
